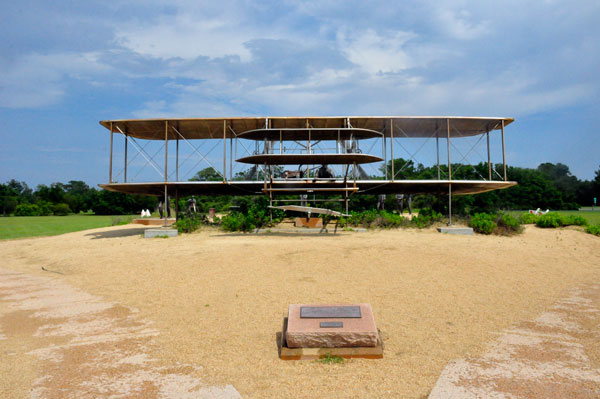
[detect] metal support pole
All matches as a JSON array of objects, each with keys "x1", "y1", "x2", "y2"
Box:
[
  {"x1": 306, "y1": 119, "x2": 310, "y2": 177},
  {"x1": 109, "y1": 122, "x2": 113, "y2": 183},
  {"x1": 501, "y1": 120, "x2": 507, "y2": 181},
  {"x1": 436, "y1": 135, "x2": 440, "y2": 180},
  {"x1": 390, "y1": 118, "x2": 394, "y2": 181},
  {"x1": 223, "y1": 120, "x2": 227, "y2": 182},
  {"x1": 447, "y1": 119, "x2": 452, "y2": 180},
  {"x1": 447, "y1": 118, "x2": 452, "y2": 226},
  {"x1": 175, "y1": 189, "x2": 179, "y2": 222},
  {"x1": 164, "y1": 120, "x2": 169, "y2": 227},
  {"x1": 384, "y1": 124, "x2": 388, "y2": 180},
  {"x1": 448, "y1": 184, "x2": 452, "y2": 226},
  {"x1": 176, "y1": 136, "x2": 179, "y2": 181},
  {"x1": 230, "y1": 137, "x2": 233, "y2": 180},
  {"x1": 124, "y1": 131, "x2": 128, "y2": 183},
  {"x1": 486, "y1": 130, "x2": 491, "y2": 181}
]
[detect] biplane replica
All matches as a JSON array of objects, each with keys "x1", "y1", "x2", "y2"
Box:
[{"x1": 98, "y1": 116, "x2": 516, "y2": 223}]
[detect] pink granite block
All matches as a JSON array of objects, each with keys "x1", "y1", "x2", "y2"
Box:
[{"x1": 285, "y1": 303, "x2": 378, "y2": 348}]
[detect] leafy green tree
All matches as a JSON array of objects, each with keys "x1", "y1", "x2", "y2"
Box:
[
  {"x1": 89, "y1": 190, "x2": 156, "y2": 215},
  {"x1": 537, "y1": 163, "x2": 579, "y2": 206},
  {"x1": 64, "y1": 180, "x2": 92, "y2": 213},
  {"x1": 190, "y1": 167, "x2": 222, "y2": 181}
]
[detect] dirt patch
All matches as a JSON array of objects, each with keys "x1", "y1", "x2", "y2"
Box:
[
  {"x1": 429, "y1": 284, "x2": 600, "y2": 398},
  {"x1": 0, "y1": 269, "x2": 239, "y2": 399}
]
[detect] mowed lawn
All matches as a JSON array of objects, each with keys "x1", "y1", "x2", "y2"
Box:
[
  {"x1": 0, "y1": 215, "x2": 135, "y2": 240},
  {"x1": 509, "y1": 210, "x2": 600, "y2": 225}
]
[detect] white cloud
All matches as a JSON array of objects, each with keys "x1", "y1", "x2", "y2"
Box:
[
  {"x1": 115, "y1": 14, "x2": 254, "y2": 61},
  {"x1": 339, "y1": 29, "x2": 417, "y2": 74},
  {"x1": 0, "y1": 52, "x2": 110, "y2": 108},
  {"x1": 436, "y1": 8, "x2": 489, "y2": 40}
]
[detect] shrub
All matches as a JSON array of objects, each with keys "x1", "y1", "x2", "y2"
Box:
[
  {"x1": 411, "y1": 209, "x2": 443, "y2": 228},
  {"x1": 496, "y1": 213, "x2": 522, "y2": 235},
  {"x1": 338, "y1": 209, "x2": 441, "y2": 229},
  {"x1": 221, "y1": 198, "x2": 281, "y2": 232},
  {"x1": 175, "y1": 214, "x2": 202, "y2": 233},
  {"x1": 469, "y1": 213, "x2": 497, "y2": 234},
  {"x1": 37, "y1": 201, "x2": 54, "y2": 216},
  {"x1": 535, "y1": 212, "x2": 563, "y2": 228},
  {"x1": 586, "y1": 224, "x2": 600, "y2": 236},
  {"x1": 221, "y1": 212, "x2": 248, "y2": 232},
  {"x1": 14, "y1": 203, "x2": 41, "y2": 216},
  {"x1": 518, "y1": 212, "x2": 539, "y2": 224},
  {"x1": 52, "y1": 203, "x2": 71, "y2": 216},
  {"x1": 564, "y1": 215, "x2": 587, "y2": 226}
]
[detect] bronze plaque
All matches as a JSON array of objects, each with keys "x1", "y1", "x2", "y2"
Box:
[
  {"x1": 300, "y1": 306, "x2": 361, "y2": 319},
  {"x1": 320, "y1": 321, "x2": 343, "y2": 328}
]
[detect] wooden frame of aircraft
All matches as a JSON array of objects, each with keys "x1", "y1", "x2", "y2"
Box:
[{"x1": 98, "y1": 116, "x2": 516, "y2": 223}]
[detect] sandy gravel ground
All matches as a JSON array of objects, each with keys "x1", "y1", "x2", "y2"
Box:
[
  {"x1": 429, "y1": 283, "x2": 600, "y2": 398},
  {"x1": 0, "y1": 268, "x2": 240, "y2": 399},
  {"x1": 1, "y1": 224, "x2": 599, "y2": 398}
]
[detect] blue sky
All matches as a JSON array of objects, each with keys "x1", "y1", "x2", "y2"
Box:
[{"x1": 1, "y1": 0, "x2": 599, "y2": 186}]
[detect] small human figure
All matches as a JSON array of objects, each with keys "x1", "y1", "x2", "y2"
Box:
[
  {"x1": 158, "y1": 201, "x2": 164, "y2": 219},
  {"x1": 395, "y1": 194, "x2": 413, "y2": 214},
  {"x1": 186, "y1": 196, "x2": 197, "y2": 215},
  {"x1": 377, "y1": 194, "x2": 386, "y2": 210},
  {"x1": 300, "y1": 194, "x2": 308, "y2": 207},
  {"x1": 395, "y1": 194, "x2": 404, "y2": 214},
  {"x1": 317, "y1": 164, "x2": 334, "y2": 179}
]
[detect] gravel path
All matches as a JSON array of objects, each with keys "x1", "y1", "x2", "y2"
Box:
[
  {"x1": 429, "y1": 283, "x2": 600, "y2": 398},
  {"x1": 0, "y1": 268, "x2": 240, "y2": 399}
]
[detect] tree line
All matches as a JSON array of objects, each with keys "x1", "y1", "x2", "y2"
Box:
[
  {"x1": 0, "y1": 181, "x2": 156, "y2": 216},
  {"x1": 1, "y1": 162, "x2": 599, "y2": 216}
]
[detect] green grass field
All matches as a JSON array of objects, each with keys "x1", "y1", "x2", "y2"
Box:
[
  {"x1": 508, "y1": 210, "x2": 600, "y2": 225},
  {"x1": 0, "y1": 215, "x2": 136, "y2": 240}
]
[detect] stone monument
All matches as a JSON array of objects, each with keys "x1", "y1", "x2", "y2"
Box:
[{"x1": 280, "y1": 303, "x2": 383, "y2": 360}]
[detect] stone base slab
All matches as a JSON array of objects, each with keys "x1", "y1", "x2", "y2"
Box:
[
  {"x1": 279, "y1": 317, "x2": 383, "y2": 360},
  {"x1": 437, "y1": 227, "x2": 474, "y2": 235},
  {"x1": 144, "y1": 228, "x2": 178, "y2": 238},
  {"x1": 285, "y1": 303, "x2": 378, "y2": 348}
]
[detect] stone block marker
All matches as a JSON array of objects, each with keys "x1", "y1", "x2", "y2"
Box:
[
  {"x1": 143, "y1": 228, "x2": 178, "y2": 238},
  {"x1": 286, "y1": 303, "x2": 378, "y2": 348},
  {"x1": 437, "y1": 227, "x2": 474, "y2": 235}
]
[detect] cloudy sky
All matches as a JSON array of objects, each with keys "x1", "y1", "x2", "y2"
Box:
[{"x1": 1, "y1": 0, "x2": 599, "y2": 186}]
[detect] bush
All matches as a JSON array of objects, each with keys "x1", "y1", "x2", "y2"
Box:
[
  {"x1": 221, "y1": 212, "x2": 249, "y2": 232},
  {"x1": 411, "y1": 209, "x2": 443, "y2": 228},
  {"x1": 535, "y1": 212, "x2": 587, "y2": 228},
  {"x1": 518, "y1": 212, "x2": 539, "y2": 224},
  {"x1": 586, "y1": 224, "x2": 600, "y2": 236},
  {"x1": 14, "y1": 203, "x2": 41, "y2": 216},
  {"x1": 535, "y1": 212, "x2": 563, "y2": 228},
  {"x1": 175, "y1": 214, "x2": 202, "y2": 233},
  {"x1": 37, "y1": 201, "x2": 54, "y2": 216},
  {"x1": 221, "y1": 197, "x2": 281, "y2": 232},
  {"x1": 564, "y1": 215, "x2": 587, "y2": 226},
  {"x1": 469, "y1": 213, "x2": 497, "y2": 234},
  {"x1": 496, "y1": 213, "x2": 522, "y2": 235},
  {"x1": 338, "y1": 208, "x2": 442, "y2": 229},
  {"x1": 52, "y1": 203, "x2": 71, "y2": 216}
]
